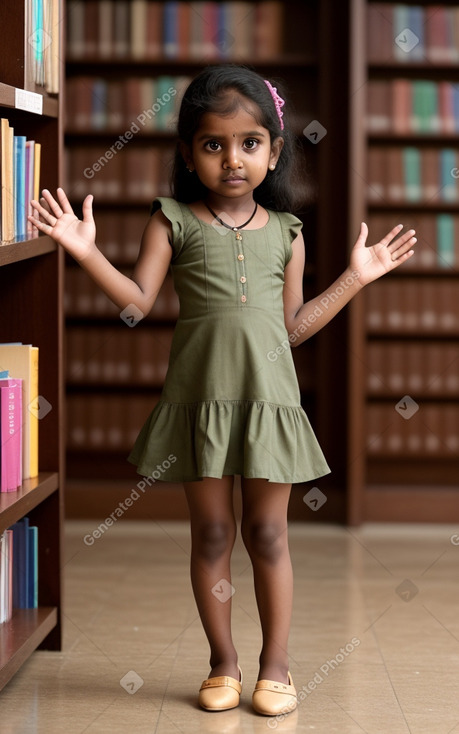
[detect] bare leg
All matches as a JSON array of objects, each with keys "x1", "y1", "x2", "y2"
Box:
[
  {"x1": 240, "y1": 478, "x2": 293, "y2": 684},
  {"x1": 183, "y1": 475, "x2": 239, "y2": 680}
]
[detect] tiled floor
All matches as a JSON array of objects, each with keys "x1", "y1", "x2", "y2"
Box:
[{"x1": 1, "y1": 520, "x2": 459, "y2": 733}]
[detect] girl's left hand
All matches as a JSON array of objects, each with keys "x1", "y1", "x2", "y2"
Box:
[{"x1": 350, "y1": 223, "x2": 416, "y2": 287}]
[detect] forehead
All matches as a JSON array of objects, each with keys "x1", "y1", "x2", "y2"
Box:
[{"x1": 197, "y1": 108, "x2": 266, "y2": 135}]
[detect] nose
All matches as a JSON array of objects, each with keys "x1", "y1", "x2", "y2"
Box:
[{"x1": 223, "y1": 143, "x2": 242, "y2": 169}]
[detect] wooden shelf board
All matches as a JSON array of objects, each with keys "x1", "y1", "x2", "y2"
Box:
[
  {"x1": 0, "y1": 82, "x2": 58, "y2": 117},
  {"x1": 0, "y1": 607, "x2": 57, "y2": 691},
  {"x1": 368, "y1": 132, "x2": 459, "y2": 144},
  {"x1": 0, "y1": 236, "x2": 57, "y2": 266},
  {"x1": 366, "y1": 330, "x2": 459, "y2": 338},
  {"x1": 0, "y1": 472, "x2": 59, "y2": 533},
  {"x1": 66, "y1": 54, "x2": 316, "y2": 69},
  {"x1": 368, "y1": 201, "x2": 459, "y2": 212}
]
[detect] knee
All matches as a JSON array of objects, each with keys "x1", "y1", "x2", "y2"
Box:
[
  {"x1": 241, "y1": 521, "x2": 287, "y2": 564},
  {"x1": 192, "y1": 521, "x2": 236, "y2": 562}
]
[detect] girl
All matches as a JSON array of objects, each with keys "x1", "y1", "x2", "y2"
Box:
[{"x1": 29, "y1": 65, "x2": 416, "y2": 717}]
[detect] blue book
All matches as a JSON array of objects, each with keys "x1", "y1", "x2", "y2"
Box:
[
  {"x1": 92, "y1": 79, "x2": 108, "y2": 130},
  {"x1": 11, "y1": 518, "x2": 29, "y2": 608},
  {"x1": 216, "y1": 3, "x2": 233, "y2": 59},
  {"x1": 453, "y1": 86, "x2": 459, "y2": 132},
  {"x1": 0, "y1": 370, "x2": 9, "y2": 378},
  {"x1": 28, "y1": 525, "x2": 38, "y2": 608},
  {"x1": 408, "y1": 7, "x2": 425, "y2": 61},
  {"x1": 163, "y1": 2, "x2": 179, "y2": 58},
  {"x1": 14, "y1": 135, "x2": 27, "y2": 240},
  {"x1": 440, "y1": 149, "x2": 456, "y2": 201}
]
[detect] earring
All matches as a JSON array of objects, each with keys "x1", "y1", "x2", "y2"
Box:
[
  {"x1": 269, "y1": 164, "x2": 276, "y2": 170},
  {"x1": 187, "y1": 166, "x2": 194, "y2": 172}
]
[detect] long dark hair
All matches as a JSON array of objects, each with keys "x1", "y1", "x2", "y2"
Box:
[{"x1": 170, "y1": 64, "x2": 310, "y2": 213}]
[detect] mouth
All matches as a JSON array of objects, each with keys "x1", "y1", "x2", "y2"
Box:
[{"x1": 222, "y1": 176, "x2": 246, "y2": 183}]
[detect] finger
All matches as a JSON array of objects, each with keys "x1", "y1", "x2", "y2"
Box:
[
  {"x1": 41, "y1": 188, "x2": 63, "y2": 218},
  {"x1": 379, "y1": 223, "x2": 404, "y2": 248},
  {"x1": 389, "y1": 248, "x2": 415, "y2": 268},
  {"x1": 388, "y1": 234, "x2": 417, "y2": 259},
  {"x1": 386, "y1": 228, "x2": 416, "y2": 253},
  {"x1": 39, "y1": 196, "x2": 51, "y2": 215},
  {"x1": 30, "y1": 198, "x2": 57, "y2": 226},
  {"x1": 56, "y1": 187, "x2": 74, "y2": 215},
  {"x1": 27, "y1": 214, "x2": 54, "y2": 235},
  {"x1": 81, "y1": 194, "x2": 94, "y2": 224},
  {"x1": 354, "y1": 221, "x2": 368, "y2": 248}
]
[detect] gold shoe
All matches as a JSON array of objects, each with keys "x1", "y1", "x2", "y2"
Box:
[
  {"x1": 198, "y1": 666, "x2": 243, "y2": 711},
  {"x1": 252, "y1": 671, "x2": 297, "y2": 716}
]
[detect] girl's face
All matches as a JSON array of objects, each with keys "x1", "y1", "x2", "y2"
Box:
[{"x1": 184, "y1": 101, "x2": 283, "y2": 201}]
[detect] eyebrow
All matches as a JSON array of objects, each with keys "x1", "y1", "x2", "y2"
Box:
[{"x1": 196, "y1": 130, "x2": 267, "y2": 142}]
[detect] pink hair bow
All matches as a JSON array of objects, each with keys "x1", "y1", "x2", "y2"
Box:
[{"x1": 264, "y1": 80, "x2": 285, "y2": 130}]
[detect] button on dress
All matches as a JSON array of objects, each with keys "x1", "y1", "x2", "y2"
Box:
[{"x1": 128, "y1": 197, "x2": 331, "y2": 484}]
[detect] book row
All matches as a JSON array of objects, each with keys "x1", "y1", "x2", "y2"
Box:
[
  {"x1": 367, "y1": 147, "x2": 459, "y2": 204},
  {"x1": 67, "y1": 393, "x2": 159, "y2": 450},
  {"x1": 65, "y1": 269, "x2": 180, "y2": 320},
  {"x1": 67, "y1": 0, "x2": 285, "y2": 61},
  {"x1": 0, "y1": 517, "x2": 39, "y2": 624},
  {"x1": 367, "y1": 342, "x2": 459, "y2": 396},
  {"x1": 368, "y1": 213, "x2": 459, "y2": 270},
  {"x1": 0, "y1": 345, "x2": 40, "y2": 491},
  {"x1": 25, "y1": 0, "x2": 60, "y2": 93},
  {"x1": 66, "y1": 327, "x2": 174, "y2": 386},
  {"x1": 66, "y1": 145, "x2": 174, "y2": 200},
  {"x1": 367, "y1": 403, "x2": 458, "y2": 457},
  {"x1": 0, "y1": 118, "x2": 41, "y2": 244},
  {"x1": 366, "y1": 279, "x2": 458, "y2": 334},
  {"x1": 65, "y1": 76, "x2": 192, "y2": 132},
  {"x1": 367, "y1": 4, "x2": 459, "y2": 64},
  {"x1": 367, "y1": 79, "x2": 459, "y2": 134}
]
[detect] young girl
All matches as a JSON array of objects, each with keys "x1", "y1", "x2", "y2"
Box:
[{"x1": 29, "y1": 65, "x2": 415, "y2": 717}]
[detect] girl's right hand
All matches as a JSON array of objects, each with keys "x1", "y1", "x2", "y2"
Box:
[{"x1": 28, "y1": 187, "x2": 97, "y2": 262}]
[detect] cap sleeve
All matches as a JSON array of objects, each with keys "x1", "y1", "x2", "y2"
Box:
[
  {"x1": 150, "y1": 197, "x2": 186, "y2": 261},
  {"x1": 276, "y1": 212, "x2": 303, "y2": 267}
]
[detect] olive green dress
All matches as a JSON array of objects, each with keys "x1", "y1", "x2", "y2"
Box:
[{"x1": 128, "y1": 197, "x2": 331, "y2": 483}]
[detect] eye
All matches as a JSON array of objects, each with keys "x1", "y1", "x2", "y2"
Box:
[
  {"x1": 243, "y1": 138, "x2": 259, "y2": 150},
  {"x1": 204, "y1": 140, "x2": 221, "y2": 152}
]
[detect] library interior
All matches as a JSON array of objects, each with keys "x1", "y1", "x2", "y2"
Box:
[{"x1": 1, "y1": 2, "x2": 459, "y2": 732}]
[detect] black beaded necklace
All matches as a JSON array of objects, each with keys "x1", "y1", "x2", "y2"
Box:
[{"x1": 204, "y1": 201, "x2": 258, "y2": 242}]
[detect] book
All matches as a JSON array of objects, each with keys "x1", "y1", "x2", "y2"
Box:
[
  {"x1": 0, "y1": 378, "x2": 23, "y2": 492},
  {"x1": 1, "y1": 118, "x2": 14, "y2": 243},
  {"x1": 0, "y1": 344, "x2": 39, "y2": 480}
]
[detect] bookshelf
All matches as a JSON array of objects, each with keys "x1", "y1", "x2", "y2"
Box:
[
  {"x1": 64, "y1": 0, "x2": 459, "y2": 524},
  {"x1": 64, "y1": 0, "x2": 346, "y2": 519},
  {"x1": 0, "y1": 0, "x2": 64, "y2": 689},
  {"x1": 347, "y1": 0, "x2": 459, "y2": 523}
]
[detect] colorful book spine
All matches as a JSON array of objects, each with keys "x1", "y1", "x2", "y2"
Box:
[
  {"x1": 0, "y1": 119, "x2": 41, "y2": 244},
  {"x1": 67, "y1": 1, "x2": 284, "y2": 61},
  {"x1": 0, "y1": 518, "x2": 38, "y2": 620},
  {"x1": 0, "y1": 378, "x2": 23, "y2": 492}
]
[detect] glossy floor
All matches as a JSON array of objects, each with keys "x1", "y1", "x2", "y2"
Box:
[{"x1": 1, "y1": 520, "x2": 459, "y2": 733}]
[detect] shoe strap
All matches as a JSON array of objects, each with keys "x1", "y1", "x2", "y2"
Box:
[
  {"x1": 254, "y1": 679, "x2": 296, "y2": 695},
  {"x1": 200, "y1": 675, "x2": 242, "y2": 694}
]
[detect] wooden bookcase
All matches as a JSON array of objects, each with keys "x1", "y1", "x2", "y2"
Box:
[
  {"x1": 63, "y1": 0, "x2": 351, "y2": 521},
  {"x1": 347, "y1": 0, "x2": 459, "y2": 523},
  {"x1": 63, "y1": 0, "x2": 458, "y2": 524},
  {"x1": 0, "y1": 0, "x2": 64, "y2": 689}
]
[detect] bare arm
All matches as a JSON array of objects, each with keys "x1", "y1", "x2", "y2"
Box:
[
  {"x1": 283, "y1": 223, "x2": 416, "y2": 347},
  {"x1": 29, "y1": 188, "x2": 172, "y2": 317}
]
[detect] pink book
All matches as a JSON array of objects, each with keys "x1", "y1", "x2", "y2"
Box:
[{"x1": 0, "y1": 379, "x2": 23, "y2": 492}]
